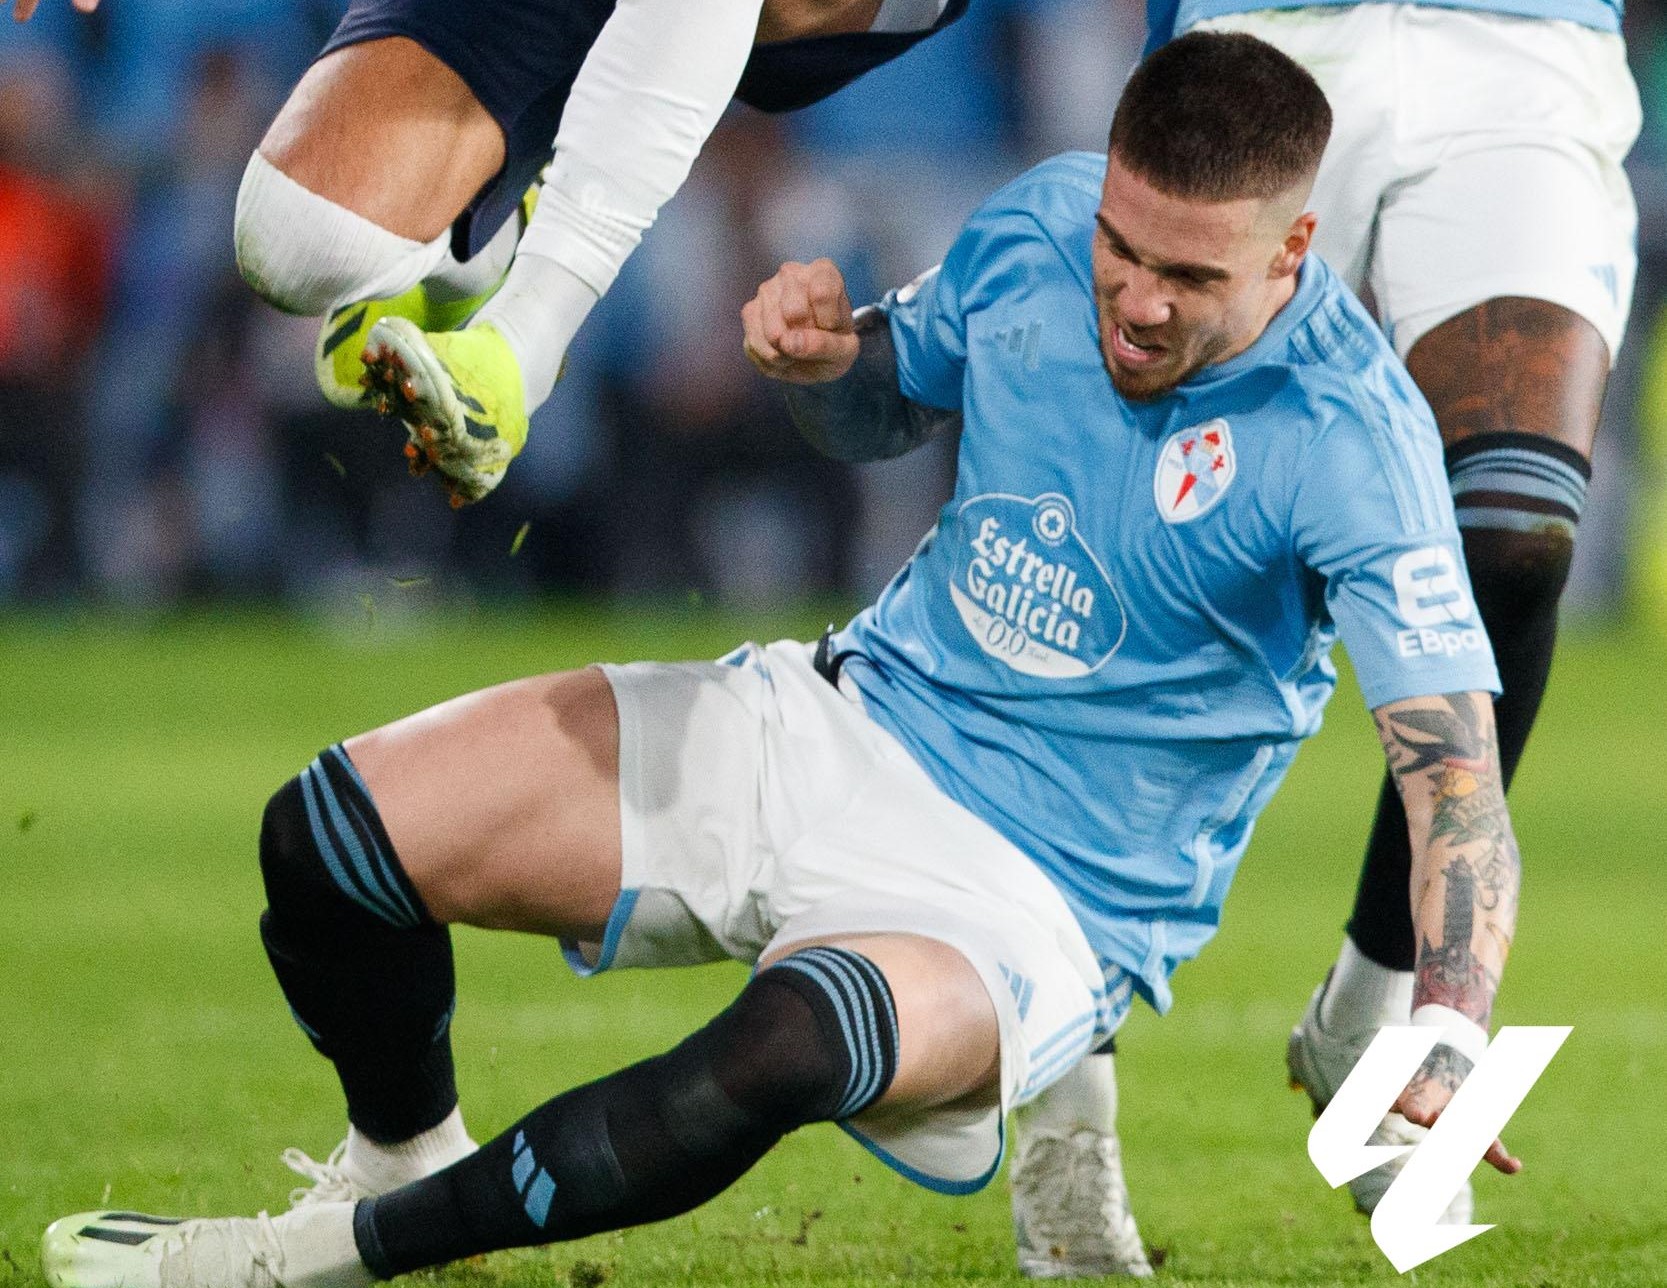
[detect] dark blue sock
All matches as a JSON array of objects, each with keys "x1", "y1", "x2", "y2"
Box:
[{"x1": 355, "y1": 947, "x2": 899, "y2": 1277}]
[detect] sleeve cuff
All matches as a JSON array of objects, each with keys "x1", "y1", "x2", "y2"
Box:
[{"x1": 1411, "y1": 1004, "x2": 1490, "y2": 1066}]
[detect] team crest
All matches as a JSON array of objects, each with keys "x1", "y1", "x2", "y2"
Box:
[{"x1": 1154, "y1": 419, "x2": 1236, "y2": 524}]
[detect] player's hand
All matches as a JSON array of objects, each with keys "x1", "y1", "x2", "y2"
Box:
[
  {"x1": 12, "y1": 0, "x2": 100, "y2": 21},
  {"x1": 1393, "y1": 1046, "x2": 1522, "y2": 1175},
  {"x1": 742, "y1": 258, "x2": 859, "y2": 385}
]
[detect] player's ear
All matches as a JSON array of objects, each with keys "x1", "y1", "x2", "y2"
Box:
[{"x1": 1270, "y1": 210, "x2": 1317, "y2": 280}]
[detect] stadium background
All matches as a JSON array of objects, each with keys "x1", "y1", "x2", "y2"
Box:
[
  {"x1": 1, "y1": 3, "x2": 1663, "y2": 1286},
  {"x1": 4, "y1": 0, "x2": 1667, "y2": 613}
]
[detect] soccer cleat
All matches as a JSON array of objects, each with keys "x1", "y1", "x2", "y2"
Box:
[
  {"x1": 1010, "y1": 1124, "x2": 1154, "y2": 1278},
  {"x1": 1011, "y1": 1054, "x2": 1153, "y2": 1278},
  {"x1": 315, "y1": 176, "x2": 540, "y2": 412},
  {"x1": 314, "y1": 287, "x2": 486, "y2": 411},
  {"x1": 40, "y1": 1203, "x2": 369, "y2": 1288},
  {"x1": 1286, "y1": 977, "x2": 1474, "y2": 1223},
  {"x1": 360, "y1": 318, "x2": 528, "y2": 507}
]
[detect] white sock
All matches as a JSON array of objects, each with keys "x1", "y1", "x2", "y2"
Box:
[
  {"x1": 341, "y1": 1105, "x2": 476, "y2": 1194},
  {"x1": 269, "y1": 1203, "x2": 373, "y2": 1288},
  {"x1": 1022, "y1": 1050, "x2": 1119, "y2": 1134},
  {"x1": 233, "y1": 152, "x2": 450, "y2": 317},
  {"x1": 1319, "y1": 937, "x2": 1414, "y2": 1036},
  {"x1": 470, "y1": 0, "x2": 764, "y2": 414},
  {"x1": 424, "y1": 210, "x2": 523, "y2": 311},
  {"x1": 473, "y1": 252, "x2": 598, "y2": 409}
]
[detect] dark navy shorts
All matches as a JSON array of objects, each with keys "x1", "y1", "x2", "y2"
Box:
[{"x1": 318, "y1": 0, "x2": 969, "y2": 260}]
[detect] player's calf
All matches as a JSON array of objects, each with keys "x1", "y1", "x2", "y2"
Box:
[
  {"x1": 1447, "y1": 430, "x2": 1590, "y2": 776},
  {"x1": 259, "y1": 747, "x2": 473, "y2": 1182}
]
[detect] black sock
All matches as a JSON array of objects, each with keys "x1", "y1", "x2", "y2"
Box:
[
  {"x1": 354, "y1": 946, "x2": 900, "y2": 1277},
  {"x1": 1345, "y1": 433, "x2": 1587, "y2": 968},
  {"x1": 259, "y1": 744, "x2": 459, "y2": 1142}
]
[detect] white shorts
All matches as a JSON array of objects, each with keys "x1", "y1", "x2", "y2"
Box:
[
  {"x1": 1192, "y1": 4, "x2": 1641, "y2": 360},
  {"x1": 583, "y1": 639, "x2": 1133, "y2": 1193}
]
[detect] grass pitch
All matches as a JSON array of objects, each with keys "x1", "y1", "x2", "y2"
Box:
[{"x1": 1, "y1": 606, "x2": 1662, "y2": 1288}]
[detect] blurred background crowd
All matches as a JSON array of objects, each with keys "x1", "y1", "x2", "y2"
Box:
[{"x1": 3, "y1": 0, "x2": 1667, "y2": 619}]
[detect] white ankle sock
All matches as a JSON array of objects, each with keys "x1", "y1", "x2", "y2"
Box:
[
  {"x1": 269, "y1": 1202, "x2": 373, "y2": 1288},
  {"x1": 1319, "y1": 937, "x2": 1414, "y2": 1036},
  {"x1": 341, "y1": 1106, "x2": 476, "y2": 1194},
  {"x1": 1023, "y1": 1050, "x2": 1119, "y2": 1134},
  {"x1": 424, "y1": 211, "x2": 523, "y2": 311},
  {"x1": 233, "y1": 152, "x2": 450, "y2": 317},
  {"x1": 472, "y1": 251, "x2": 598, "y2": 410}
]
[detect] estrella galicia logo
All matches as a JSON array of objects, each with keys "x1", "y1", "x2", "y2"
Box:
[
  {"x1": 1154, "y1": 418, "x2": 1236, "y2": 523},
  {"x1": 949, "y1": 492, "x2": 1126, "y2": 678}
]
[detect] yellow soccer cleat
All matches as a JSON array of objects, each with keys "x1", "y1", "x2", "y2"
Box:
[
  {"x1": 314, "y1": 285, "x2": 494, "y2": 411},
  {"x1": 360, "y1": 318, "x2": 529, "y2": 507},
  {"x1": 315, "y1": 177, "x2": 541, "y2": 411}
]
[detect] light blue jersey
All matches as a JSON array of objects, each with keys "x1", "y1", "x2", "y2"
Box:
[
  {"x1": 835, "y1": 153, "x2": 1499, "y2": 1013},
  {"x1": 1146, "y1": 0, "x2": 1621, "y2": 50}
]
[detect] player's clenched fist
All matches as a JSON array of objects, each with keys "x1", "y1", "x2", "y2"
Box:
[{"x1": 742, "y1": 258, "x2": 860, "y2": 385}]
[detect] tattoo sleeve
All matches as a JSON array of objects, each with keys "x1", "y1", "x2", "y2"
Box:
[
  {"x1": 1373, "y1": 691, "x2": 1521, "y2": 1030},
  {"x1": 784, "y1": 306, "x2": 961, "y2": 463}
]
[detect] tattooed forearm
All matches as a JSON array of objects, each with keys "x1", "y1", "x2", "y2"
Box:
[
  {"x1": 1373, "y1": 691, "x2": 1521, "y2": 1030},
  {"x1": 1416, "y1": 855, "x2": 1500, "y2": 1026}
]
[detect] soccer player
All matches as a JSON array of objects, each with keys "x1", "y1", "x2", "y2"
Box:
[
  {"x1": 1031, "y1": 0, "x2": 1639, "y2": 1249},
  {"x1": 15, "y1": 0, "x2": 968, "y2": 508},
  {"x1": 43, "y1": 34, "x2": 1525, "y2": 1288}
]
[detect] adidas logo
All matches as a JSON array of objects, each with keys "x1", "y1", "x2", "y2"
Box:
[
  {"x1": 994, "y1": 321, "x2": 1042, "y2": 372},
  {"x1": 510, "y1": 1131, "x2": 557, "y2": 1227}
]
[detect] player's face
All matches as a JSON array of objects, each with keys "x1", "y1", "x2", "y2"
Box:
[{"x1": 1092, "y1": 156, "x2": 1314, "y2": 401}]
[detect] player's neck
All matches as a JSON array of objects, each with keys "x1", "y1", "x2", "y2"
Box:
[{"x1": 1214, "y1": 268, "x2": 1301, "y2": 370}]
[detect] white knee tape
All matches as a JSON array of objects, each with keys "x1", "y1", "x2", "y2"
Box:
[{"x1": 233, "y1": 152, "x2": 450, "y2": 316}]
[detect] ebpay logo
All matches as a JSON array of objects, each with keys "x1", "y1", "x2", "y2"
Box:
[
  {"x1": 1309, "y1": 1026, "x2": 1571, "y2": 1273},
  {"x1": 948, "y1": 492, "x2": 1126, "y2": 678}
]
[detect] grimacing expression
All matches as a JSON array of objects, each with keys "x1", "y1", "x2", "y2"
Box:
[{"x1": 1092, "y1": 154, "x2": 1314, "y2": 401}]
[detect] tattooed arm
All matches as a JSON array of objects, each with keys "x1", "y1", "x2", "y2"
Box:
[{"x1": 1373, "y1": 689, "x2": 1523, "y2": 1174}]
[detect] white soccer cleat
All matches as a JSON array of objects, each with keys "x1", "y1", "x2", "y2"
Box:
[
  {"x1": 1287, "y1": 977, "x2": 1473, "y2": 1223},
  {"x1": 1010, "y1": 1054, "x2": 1153, "y2": 1278},
  {"x1": 1011, "y1": 1127, "x2": 1154, "y2": 1278},
  {"x1": 40, "y1": 1203, "x2": 369, "y2": 1288}
]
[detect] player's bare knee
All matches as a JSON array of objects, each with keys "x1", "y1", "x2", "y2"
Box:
[{"x1": 758, "y1": 0, "x2": 883, "y2": 43}]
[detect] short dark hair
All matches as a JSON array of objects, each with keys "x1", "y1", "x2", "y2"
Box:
[{"x1": 1108, "y1": 32, "x2": 1332, "y2": 203}]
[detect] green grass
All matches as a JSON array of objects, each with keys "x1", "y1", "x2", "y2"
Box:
[{"x1": 1, "y1": 607, "x2": 1663, "y2": 1287}]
